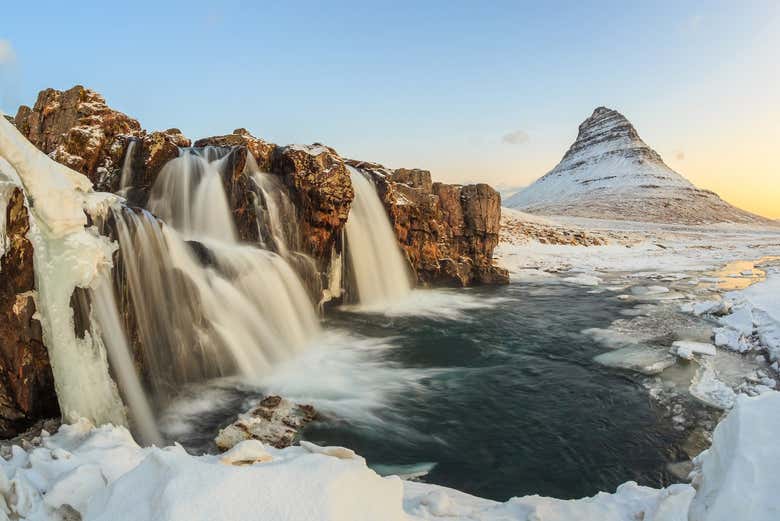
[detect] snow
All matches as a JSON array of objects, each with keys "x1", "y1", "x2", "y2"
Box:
[
  {"x1": 688, "y1": 392, "x2": 780, "y2": 521},
  {"x1": 728, "y1": 268, "x2": 780, "y2": 360},
  {"x1": 287, "y1": 143, "x2": 330, "y2": 156},
  {"x1": 1, "y1": 391, "x2": 778, "y2": 520}
]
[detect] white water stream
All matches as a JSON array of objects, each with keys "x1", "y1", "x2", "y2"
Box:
[{"x1": 345, "y1": 167, "x2": 412, "y2": 307}]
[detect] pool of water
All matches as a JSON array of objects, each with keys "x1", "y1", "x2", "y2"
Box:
[{"x1": 163, "y1": 282, "x2": 683, "y2": 501}]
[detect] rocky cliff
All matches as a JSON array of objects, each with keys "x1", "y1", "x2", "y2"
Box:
[
  {"x1": 506, "y1": 107, "x2": 771, "y2": 225},
  {"x1": 13, "y1": 86, "x2": 506, "y2": 287},
  {"x1": 349, "y1": 161, "x2": 508, "y2": 286}
]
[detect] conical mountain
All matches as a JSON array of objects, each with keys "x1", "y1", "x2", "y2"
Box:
[{"x1": 506, "y1": 107, "x2": 770, "y2": 225}]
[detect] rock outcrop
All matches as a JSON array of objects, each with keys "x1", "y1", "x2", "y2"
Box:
[
  {"x1": 15, "y1": 86, "x2": 506, "y2": 289},
  {"x1": 506, "y1": 106, "x2": 771, "y2": 225},
  {"x1": 215, "y1": 395, "x2": 316, "y2": 450},
  {"x1": 351, "y1": 161, "x2": 509, "y2": 286},
  {"x1": 14, "y1": 85, "x2": 189, "y2": 200},
  {"x1": 0, "y1": 188, "x2": 58, "y2": 437}
]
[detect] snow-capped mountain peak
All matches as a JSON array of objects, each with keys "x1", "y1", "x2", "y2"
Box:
[{"x1": 506, "y1": 107, "x2": 769, "y2": 225}]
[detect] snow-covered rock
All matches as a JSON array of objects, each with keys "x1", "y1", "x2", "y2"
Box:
[{"x1": 506, "y1": 107, "x2": 770, "y2": 225}]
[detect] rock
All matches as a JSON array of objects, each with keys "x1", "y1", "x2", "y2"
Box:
[
  {"x1": 215, "y1": 395, "x2": 317, "y2": 451},
  {"x1": 353, "y1": 161, "x2": 508, "y2": 286},
  {"x1": 272, "y1": 144, "x2": 354, "y2": 261},
  {"x1": 194, "y1": 129, "x2": 276, "y2": 172},
  {"x1": 127, "y1": 129, "x2": 191, "y2": 206},
  {"x1": 14, "y1": 85, "x2": 142, "y2": 190},
  {"x1": 0, "y1": 188, "x2": 59, "y2": 436}
]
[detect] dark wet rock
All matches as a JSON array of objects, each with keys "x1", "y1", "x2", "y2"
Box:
[
  {"x1": 215, "y1": 395, "x2": 317, "y2": 450},
  {"x1": 0, "y1": 188, "x2": 59, "y2": 437}
]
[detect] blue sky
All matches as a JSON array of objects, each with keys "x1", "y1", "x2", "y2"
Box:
[{"x1": 2, "y1": 1, "x2": 778, "y2": 216}]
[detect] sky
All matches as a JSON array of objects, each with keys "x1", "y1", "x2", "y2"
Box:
[{"x1": 1, "y1": 1, "x2": 778, "y2": 217}]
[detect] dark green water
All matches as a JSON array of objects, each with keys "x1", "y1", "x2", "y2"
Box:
[
  {"x1": 164, "y1": 281, "x2": 681, "y2": 502},
  {"x1": 305, "y1": 282, "x2": 680, "y2": 501}
]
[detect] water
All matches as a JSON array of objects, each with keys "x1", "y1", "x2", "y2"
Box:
[
  {"x1": 93, "y1": 148, "x2": 321, "y2": 438},
  {"x1": 345, "y1": 167, "x2": 412, "y2": 306},
  {"x1": 164, "y1": 282, "x2": 682, "y2": 501}
]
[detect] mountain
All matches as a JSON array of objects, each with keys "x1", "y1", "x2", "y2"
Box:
[{"x1": 505, "y1": 107, "x2": 770, "y2": 225}]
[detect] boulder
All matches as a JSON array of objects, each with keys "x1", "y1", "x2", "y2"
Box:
[
  {"x1": 0, "y1": 188, "x2": 58, "y2": 436},
  {"x1": 215, "y1": 395, "x2": 317, "y2": 450}
]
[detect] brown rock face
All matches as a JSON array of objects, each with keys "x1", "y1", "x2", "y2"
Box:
[
  {"x1": 14, "y1": 86, "x2": 142, "y2": 190},
  {"x1": 271, "y1": 145, "x2": 354, "y2": 261},
  {"x1": 0, "y1": 188, "x2": 58, "y2": 436},
  {"x1": 14, "y1": 86, "x2": 190, "y2": 201},
  {"x1": 353, "y1": 161, "x2": 508, "y2": 286},
  {"x1": 194, "y1": 129, "x2": 276, "y2": 172}
]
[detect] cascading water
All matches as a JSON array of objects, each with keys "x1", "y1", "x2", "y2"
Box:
[
  {"x1": 106, "y1": 147, "x2": 320, "y2": 411},
  {"x1": 147, "y1": 148, "x2": 237, "y2": 242},
  {"x1": 118, "y1": 139, "x2": 137, "y2": 195},
  {"x1": 245, "y1": 154, "x2": 322, "y2": 299},
  {"x1": 90, "y1": 274, "x2": 162, "y2": 445},
  {"x1": 345, "y1": 167, "x2": 412, "y2": 306},
  {"x1": 75, "y1": 144, "x2": 319, "y2": 443}
]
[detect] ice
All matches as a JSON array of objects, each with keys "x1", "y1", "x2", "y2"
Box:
[
  {"x1": 693, "y1": 300, "x2": 732, "y2": 317},
  {"x1": 712, "y1": 327, "x2": 751, "y2": 353},
  {"x1": 631, "y1": 285, "x2": 670, "y2": 296},
  {"x1": 671, "y1": 341, "x2": 717, "y2": 360},
  {"x1": 594, "y1": 345, "x2": 677, "y2": 375},
  {"x1": 562, "y1": 273, "x2": 603, "y2": 286},
  {"x1": 689, "y1": 361, "x2": 737, "y2": 410},
  {"x1": 717, "y1": 306, "x2": 754, "y2": 336},
  {"x1": 0, "y1": 116, "x2": 127, "y2": 427}
]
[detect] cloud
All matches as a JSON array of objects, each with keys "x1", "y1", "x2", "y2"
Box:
[
  {"x1": 673, "y1": 150, "x2": 685, "y2": 160},
  {"x1": 0, "y1": 40, "x2": 16, "y2": 65},
  {"x1": 502, "y1": 130, "x2": 529, "y2": 145}
]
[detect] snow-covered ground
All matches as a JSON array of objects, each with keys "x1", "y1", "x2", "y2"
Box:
[{"x1": 1, "y1": 392, "x2": 778, "y2": 520}]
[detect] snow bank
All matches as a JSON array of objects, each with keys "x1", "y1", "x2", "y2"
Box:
[
  {"x1": 732, "y1": 269, "x2": 780, "y2": 360},
  {"x1": 689, "y1": 392, "x2": 780, "y2": 521},
  {"x1": 0, "y1": 420, "x2": 405, "y2": 521},
  {"x1": 3, "y1": 393, "x2": 779, "y2": 520}
]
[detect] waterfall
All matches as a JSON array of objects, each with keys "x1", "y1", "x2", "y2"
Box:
[
  {"x1": 147, "y1": 148, "x2": 237, "y2": 242},
  {"x1": 118, "y1": 139, "x2": 137, "y2": 195},
  {"x1": 106, "y1": 148, "x2": 320, "y2": 409},
  {"x1": 90, "y1": 274, "x2": 162, "y2": 446},
  {"x1": 345, "y1": 167, "x2": 412, "y2": 306},
  {"x1": 246, "y1": 154, "x2": 322, "y2": 300}
]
